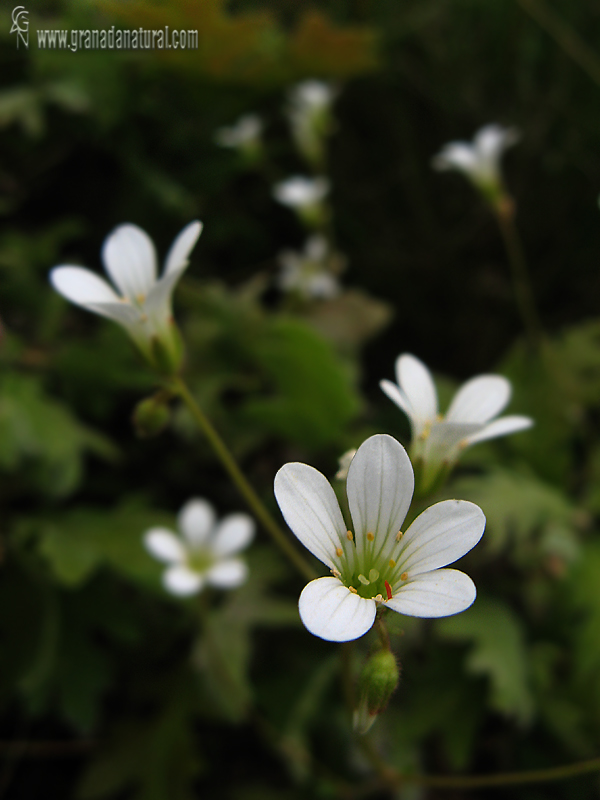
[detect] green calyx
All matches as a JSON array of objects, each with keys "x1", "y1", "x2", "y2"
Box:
[{"x1": 353, "y1": 648, "x2": 400, "y2": 734}]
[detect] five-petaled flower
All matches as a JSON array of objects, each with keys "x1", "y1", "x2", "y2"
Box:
[
  {"x1": 50, "y1": 221, "x2": 202, "y2": 373},
  {"x1": 432, "y1": 123, "x2": 519, "y2": 206},
  {"x1": 274, "y1": 433, "x2": 485, "y2": 642},
  {"x1": 144, "y1": 498, "x2": 254, "y2": 596},
  {"x1": 381, "y1": 353, "x2": 533, "y2": 494}
]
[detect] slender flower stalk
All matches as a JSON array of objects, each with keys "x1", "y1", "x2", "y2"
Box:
[
  {"x1": 275, "y1": 433, "x2": 485, "y2": 642},
  {"x1": 169, "y1": 376, "x2": 316, "y2": 583},
  {"x1": 433, "y1": 124, "x2": 543, "y2": 348}
]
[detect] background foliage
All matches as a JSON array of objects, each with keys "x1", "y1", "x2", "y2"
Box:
[{"x1": 2, "y1": 0, "x2": 600, "y2": 798}]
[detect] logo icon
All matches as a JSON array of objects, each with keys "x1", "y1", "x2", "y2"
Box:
[{"x1": 10, "y1": 6, "x2": 29, "y2": 49}]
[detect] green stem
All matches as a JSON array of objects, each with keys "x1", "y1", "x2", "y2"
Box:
[
  {"x1": 372, "y1": 754, "x2": 600, "y2": 790},
  {"x1": 169, "y1": 376, "x2": 316, "y2": 583},
  {"x1": 494, "y1": 200, "x2": 543, "y2": 350}
]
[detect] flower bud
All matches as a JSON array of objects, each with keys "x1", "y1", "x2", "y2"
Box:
[
  {"x1": 353, "y1": 649, "x2": 400, "y2": 734},
  {"x1": 132, "y1": 393, "x2": 171, "y2": 438}
]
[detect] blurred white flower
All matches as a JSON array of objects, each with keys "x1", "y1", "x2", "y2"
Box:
[
  {"x1": 275, "y1": 434, "x2": 485, "y2": 642},
  {"x1": 432, "y1": 124, "x2": 519, "y2": 203},
  {"x1": 144, "y1": 498, "x2": 254, "y2": 596},
  {"x1": 50, "y1": 221, "x2": 202, "y2": 373},
  {"x1": 380, "y1": 354, "x2": 533, "y2": 492},
  {"x1": 335, "y1": 448, "x2": 357, "y2": 480},
  {"x1": 273, "y1": 176, "x2": 330, "y2": 228},
  {"x1": 214, "y1": 114, "x2": 263, "y2": 160},
  {"x1": 278, "y1": 235, "x2": 341, "y2": 300},
  {"x1": 286, "y1": 80, "x2": 337, "y2": 166}
]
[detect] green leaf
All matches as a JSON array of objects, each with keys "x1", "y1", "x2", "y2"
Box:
[
  {"x1": 0, "y1": 373, "x2": 116, "y2": 496},
  {"x1": 436, "y1": 597, "x2": 534, "y2": 724},
  {"x1": 243, "y1": 316, "x2": 361, "y2": 448},
  {"x1": 449, "y1": 468, "x2": 581, "y2": 567},
  {"x1": 20, "y1": 502, "x2": 172, "y2": 587}
]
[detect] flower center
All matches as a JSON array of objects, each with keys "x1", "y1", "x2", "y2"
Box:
[
  {"x1": 334, "y1": 531, "x2": 406, "y2": 601},
  {"x1": 185, "y1": 548, "x2": 214, "y2": 574}
]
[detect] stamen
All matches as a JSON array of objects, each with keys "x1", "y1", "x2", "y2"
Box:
[
  {"x1": 368, "y1": 568, "x2": 379, "y2": 583},
  {"x1": 384, "y1": 580, "x2": 393, "y2": 600},
  {"x1": 374, "y1": 593, "x2": 384, "y2": 603},
  {"x1": 136, "y1": 293, "x2": 146, "y2": 304},
  {"x1": 389, "y1": 559, "x2": 396, "y2": 568},
  {"x1": 396, "y1": 531, "x2": 403, "y2": 542},
  {"x1": 358, "y1": 574, "x2": 370, "y2": 585},
  {"x1": 336, "y1": 547, "x2": 343, "y2": 557},
  {"x1": 349, "y1": 586, "x2": 358, "y2": 594},
  {"x1": 400, "y1": 572, "x2": 408, "y2": 581},
  {"x1": 366, "y1": 532, "x2": 374, "y2": 542},
  {"x1": 330, "y1": 568, "x2": 341, "y2": 578},
  {"x1": 346, "y1": 530, "x2": 353, "y2": 541}
]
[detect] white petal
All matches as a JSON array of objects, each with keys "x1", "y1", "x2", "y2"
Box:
[
  {"x1": 83, "y1": 300, "x2": 142, "y2": 327},
  {"x1": 164, "y1": 221, "x2": 202, "y2": 277},
  {"x1": 380, "y1": 379, "x2": 413, "y2": 419},
  {"x1": 347, "y1": 434, "x2": 414, "y2": 565},
  {"x1": 143, "y1": 266, "x2": 185, "y2": 321},
  {"x1": 475, "y1": 124, "x2": 519, "y2": 162},
  {"x1": 397, "y1": 354, "x2": 438, "y2": 435},
  {"x1": 274, "y1": 463, "x2": 348, "y2": 569},
  {"x1": 446, "y1": 375, "x2": 511, "y2": 424},
  {"x1": 386, "y1": 569, "x2": 476, "y2": 617},
  {"x1": 102, "y1": 224, "x2": 157, "y2": 301},
  {"x1": 432, "y1": 144, "x2": 478, "y2": 175},
  {"x1": 144, "y1": 528, "x2": 186, "y2": 564},
  {"x1": 397, "y1": 500, "x2": 485, "y2": 575},
  {"x1": 211, "y1": 514, "x2": 255, "y2": 558},
  {"x1": 178, "y1": 499, "x2": 215, "y2": 547},
  {"x1": 298, "y1": 577, "x2": 376, "y2": 642},
  {"x1": 206, "y1": 558, "x2": 248, "y2": 588},
  {"x1": 465, "y1": 415, "x2": 533, "y2": 446},
  {"x1": 424, "y1": 421, "x2": 483, "y2": 462},
  {"x1": 50, "y1": 266, "x2": 122, "y2": 306},
  {"x1": 163, "y1": 564, "x2": 204, "y2": 596}
]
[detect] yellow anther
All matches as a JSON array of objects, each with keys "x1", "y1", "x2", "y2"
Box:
[
  {"x1": 349, "y1": 586, "x2": 358, "y2": 594},
  {"x1": 400, "y1": 572, "x2": 408, "y2": 581},
  {"x1": 396, "y1": 531, "x2": 403, "y2": 542},
  {"x1": 358, "y1": 574, "x2": 370, "y2": 585},
  {"x1": 389, "y1": 559, "x2": 396, "y2": 568},
  {"x1": 436, "y1": 413, "x2": 444, "y2": 422},
  {"x1": 346, "y1": 530, "x2": 353, "y2": 541},
  {"x1": 330, "y1": 568, "x2": 341, "y2": 578},
  {"x1": 366, "y1": 532, "x2": 374, "y2": 542},
  {"x1": 336, "y1": 547, "x2": 343, "y2": 557},
  {"x1": 374, "y1": 593, "x2": 384, "y2": 604}
]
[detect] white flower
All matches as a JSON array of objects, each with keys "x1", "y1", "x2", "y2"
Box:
[
  {"x1": 144, "y1": 498, "x2": 254, "y2": 596},
  {"x1": 274, "y1": 433, "x2": 485, "y2": 642},
  {"x1": 273, "y1": 176, "x2": 329, "y2": 209},
  {"x1": 278, "y1": 235, "x2": 341, "y2": 299},
  {"x1": 380, "y1": 354, "x2": 533, "y2": 490},
  {"x1": 50, "y1": 221, "x2": 202, "y2": 372},
  {"x1": 273, "y1": 176, "x2": 330, "y2": 228},
  {"x1": 214, "y1": 114, "x2": 263, "y2": 156},
  {"x1": 432, "y1": 124, "x2": 519, "y2": 200},
  {"x1": 286, "y1": 80, "x2": 336, "y2": 166}
]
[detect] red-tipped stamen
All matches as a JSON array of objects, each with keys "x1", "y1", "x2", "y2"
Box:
[{"x1": 384, "y1": 580, "x2": 393, "y2": 601}]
